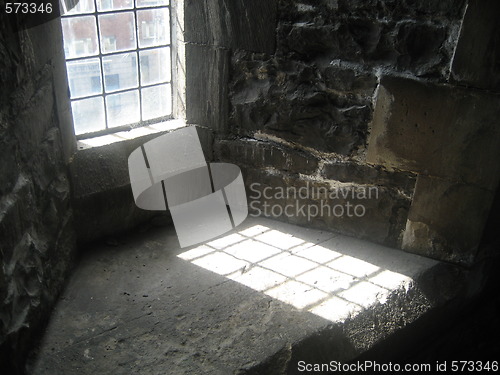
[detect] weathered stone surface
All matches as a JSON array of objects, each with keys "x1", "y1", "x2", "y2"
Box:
[
  {"x1": 0, "y1": 15, "x2": 76, "y2": 374},
  {"x1": 230, "y1": 53, "x2": 377, "y2": 155},
  {"x1": 223, "y1": 0, "x2": 277, "y2": 53},
  {"x1": 216, "y1": 139, "x2": 318, "y2": 174},
  {"x1": 186, "y1": 44, "x2": 229, "y2": 132},
  {"x1": 184, "y1": 0, "x2": 277, "y2": 54},
  {"x1": 278, "y1": 20, "x2": 450, "y2": 77},
  {"x1": 451, "y1": 0, "x2": 500, "y2": 91},
  {"x1": 30, "y1": 218, "x2": 480, "y2": 374},
  {"x1": 322, "y1": 161, "x2": 416, "y2": 196},
  {"x1": 367, "y1": 76, "x2": 500, "y2": 191},
  {"x1": 184, "y1": 0, "x2": 230, "y2": 46},
  {"x1": 276, "y1": 0, "x2": 463, "y2": 77},
  {"x1": 402, "y1": 176, "x2": 495, "y2": 265}
]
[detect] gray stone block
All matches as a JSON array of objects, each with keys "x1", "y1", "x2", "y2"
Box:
[{"x1": 367, "y1": 76, "x2": 500, "y2": 191}]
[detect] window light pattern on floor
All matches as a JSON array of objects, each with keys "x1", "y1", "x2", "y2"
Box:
[{"x1": 178, "y1": 224, "x2": 415, "y2": 322}]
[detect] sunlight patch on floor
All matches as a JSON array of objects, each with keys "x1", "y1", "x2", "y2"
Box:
[{"x1": 178, "y1": 224, "x2": 413, "y2": 322}]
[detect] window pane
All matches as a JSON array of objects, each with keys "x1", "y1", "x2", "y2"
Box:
[
  {"x1": 96, "y1": 0, "x2": 133, "y2": 12},
  {"x1": 65, "y1": 0, "x2": 95, "y2": 15},
  {"x1": 139, "y1": 47, "x2": 170, "y2": 86},
  {"x1": 141, "y1": 84, "x2": 171, "y2": 121},
  {"x1": 67, "y1": 58, "x2": 102, "y2": 98},
  {"x1": 72, "y1": 97, "x2": 106, "y2": 134},
  {"x1": 137, "y1": 8, "x2": 170, "y2": 48},
  {"x1": 103, "y1": 52, "x2": 138, "y2": 92},
  {"x1": 106, "y1": 90, "x2": 140, "y2": 127},
  {"x1": 62, "y1": 16, "x2": 98, "y2": 59},
  {"x1": 137, "y1": 0, "x2": 169, "y2": 8},
  {"x1": 99, "y1": 12, "x2": 136, "y2": 54}
]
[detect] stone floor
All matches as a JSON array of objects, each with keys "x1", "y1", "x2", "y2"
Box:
[{"x1": 28, "y1": 217, "x2": 476, "y2": 374}]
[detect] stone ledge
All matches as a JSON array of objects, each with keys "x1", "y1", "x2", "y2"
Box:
[
  {"x1": 69, "y1": 124, "x2": 212, "y2": 243},
  {"x1": 321, "y1": 161, "x2": 416, "y2": 197},
  {"x1": 30, "y1": 217, "x2": 476, "y2": 374}
]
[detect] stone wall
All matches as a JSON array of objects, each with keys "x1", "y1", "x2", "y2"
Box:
[
  {"x1": 0, "y1": 15, "x2": 76, "y2": 374},
  {"x1": 211, "y1": 0, "x2": 500, "y2": 265}
]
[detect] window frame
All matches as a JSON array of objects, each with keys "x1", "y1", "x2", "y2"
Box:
[{"x1": 60, "y1": 0, "x2": 175, "y2": 140}]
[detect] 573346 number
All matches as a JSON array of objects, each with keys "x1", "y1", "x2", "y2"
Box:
[{"x1": 4, "y1": 2, "x2": 53, "y2": 14}]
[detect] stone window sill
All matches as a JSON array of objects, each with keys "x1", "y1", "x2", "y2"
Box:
[{"x1": 76, "y1": 119, "x2": 187, "y2": 151}]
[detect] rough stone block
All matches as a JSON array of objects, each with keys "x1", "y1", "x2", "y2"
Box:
[
  {"x1": 277, "y1": 15, "x2": 454, "y2": 77},
  {"x1": 395, "y1": 22, "x2": 448, "y2": 76},
  {"x1": 367, "y1": 76, "x2": 500, "y2": 191},
  {"x1": 230, "y1": 55, "x2": 375, "y2": 155},
  {"x1": 402, "y1": 176, "x2": 495, "y2": 265}
]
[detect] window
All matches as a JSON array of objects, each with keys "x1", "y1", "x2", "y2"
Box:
[{"x1": 61, "y1": 0, "x2": 172, "y2": 138}]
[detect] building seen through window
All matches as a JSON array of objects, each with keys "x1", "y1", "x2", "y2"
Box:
[{"x1": 61, "y1": 0, "x2": 172, "y2": 137}]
